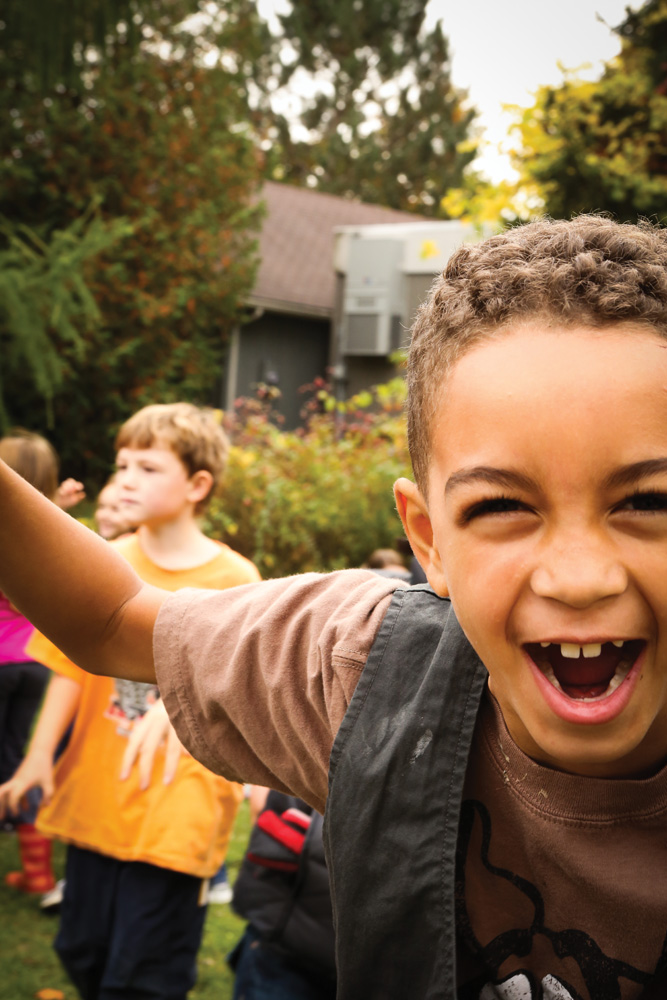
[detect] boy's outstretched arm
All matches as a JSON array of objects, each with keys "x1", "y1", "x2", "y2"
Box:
[{"x1": 0, "y1": 459, "x2": 164, "y2": 682}]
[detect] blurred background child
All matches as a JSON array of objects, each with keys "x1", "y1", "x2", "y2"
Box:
[
  {"x1": 0, "y1": 429, "x2": 84, "y2": 895},
  {"x1": 229, "y1": 785, "x2": 336, "y2": 1000},
  {"x1": 362, "y1": 548, "x2": 411, "y2": 583},
  {"x1": 94, "y1": 476, "x2": 133, "y2": 541}
]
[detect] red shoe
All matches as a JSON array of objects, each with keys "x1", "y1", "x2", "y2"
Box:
[{"x1": 5, "y1": 824, "x2": 56, "y2": 894}]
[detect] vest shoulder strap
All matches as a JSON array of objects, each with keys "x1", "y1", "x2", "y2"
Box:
[{"x1": 325, "y1": 586, "x2": 487, "y2": 999}]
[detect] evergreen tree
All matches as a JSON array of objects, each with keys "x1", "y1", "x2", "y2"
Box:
[
  {"x1": 0, "y1": 212, "x2": 130, "y2": 427},
  {"x1": 261, "y1": 0, "x2": 478, "y2": 216},
  {"x1": 0, "y1": 1, "x2": 266, "y2": 480}
]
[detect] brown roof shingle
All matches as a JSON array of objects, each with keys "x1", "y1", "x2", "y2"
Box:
[{"x1": 251, "y1": 181, "x2": 424, "y2": 317}]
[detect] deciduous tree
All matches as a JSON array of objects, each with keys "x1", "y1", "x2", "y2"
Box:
[
  {"x1": 260, "y1": 0, "x2": 478, "y2": 216},
  {"x1": 510, "y1": 0, "x2": 667, "y2": 221}
]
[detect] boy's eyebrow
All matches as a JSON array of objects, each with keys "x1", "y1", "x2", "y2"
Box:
[
  {"x1": 444, "y1": 459, "x2": 667, "y2": 496},
  {"x1": 604, "y1": 458, "x2": 667, "y2": 491},
  {"x1": 445, "y1": 466, "x2": 537, "y2": 495}
]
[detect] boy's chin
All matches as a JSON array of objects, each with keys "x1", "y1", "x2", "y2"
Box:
[
  {"x1": 512, "y1": 707, "x2": 667, "y2": 781},
  {"x1": 118, "y1": 508, "x2": 143, "y2": 528},
  {"x1": 493, "y1": 673, "x2": 667, "y2": 780}
]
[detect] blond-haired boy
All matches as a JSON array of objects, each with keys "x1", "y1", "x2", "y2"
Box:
[
  {"x1": 0, "y1": 403, "x2": 259, "y2": 1000},
  {"x1": 2, "y1": 218, "x2": 667, "y2": 998}
]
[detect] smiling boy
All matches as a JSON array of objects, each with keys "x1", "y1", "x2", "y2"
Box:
[
  {"x1": 0, "y1": 217, "x2": 667, "y2": 998},
  {"x1": 409, "y1": 325, "x2": 667, "y2": 780}
]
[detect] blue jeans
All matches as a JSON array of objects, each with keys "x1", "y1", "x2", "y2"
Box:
[
  {"x1": 211, "y1": 860, "x2": 228, "y2": 886},
  {"x1": 229, "y1": 926, "x2": 336, "y2": 1000}
]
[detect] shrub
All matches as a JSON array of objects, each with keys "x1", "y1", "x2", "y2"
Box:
[{"x1": 204, "y1": 377, "x2": 412, "y2": 578}]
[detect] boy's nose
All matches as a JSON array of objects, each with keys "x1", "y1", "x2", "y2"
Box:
[
  {"x1": 530, "y1": 534, "x2": 628, "y2": 608},
  {"x1": 115, "y1": 472, "x2": 136, "y2": 492}
]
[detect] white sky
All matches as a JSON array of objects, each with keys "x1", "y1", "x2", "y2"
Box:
[
  {"x1": 257, "y1": 0, "x2": 639, "y2": 182},
  {"x1": 425, "y1": 0, "x2": 635, "y2": 181}
]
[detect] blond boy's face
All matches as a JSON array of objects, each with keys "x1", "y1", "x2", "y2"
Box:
[
  {"x1": 397, "y1": 324, "x2": 667, "y2": 778},
  {"x1": 115, "y1": 442, "x2": 209, "y2": 528}
]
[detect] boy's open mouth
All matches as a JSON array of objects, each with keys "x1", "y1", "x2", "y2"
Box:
[{"x1": 524, "y1": 640, "x2": 645, "y2": 701}]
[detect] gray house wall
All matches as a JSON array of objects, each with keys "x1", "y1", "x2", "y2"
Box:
[{"x1": 223, "y1": 311, "x2": 330, "y2": 429}]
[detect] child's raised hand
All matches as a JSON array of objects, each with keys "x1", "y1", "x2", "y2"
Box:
[
  {"x1": 0, "y1": 748, "x2": 55, "y2": 820},
  {"x1": 119, "y1": 699, "x2": 188, "y2": 789},
  {"x1": 54, "y1": 477, "x2": 86, "y2": 510}
]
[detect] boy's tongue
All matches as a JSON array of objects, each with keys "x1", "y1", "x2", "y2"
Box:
[{"x1": 547, "y1": 645, "x2": 619, "y2": 699}]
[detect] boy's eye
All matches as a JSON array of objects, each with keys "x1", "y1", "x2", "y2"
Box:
[
  {"x1": 617, "y1": 491, "x2": 667, "y2": 513},
  {"x1": 460, "y1": 496, "x2": 529, "y2": 523}
]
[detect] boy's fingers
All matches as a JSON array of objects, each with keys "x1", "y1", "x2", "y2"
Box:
[
  {"x1": 0, "y1": 770, "x2": 49, "y2": 816},
  {"x1": 120, "y1": 719, "x2": 147, "y2": 781},
  {"x1": 119, "y1": 701, "x2": 171, "y2": 787},
  {"x1": 163, "y1": 727, "x2": 185, "y2": 785},
  {"x1": 7, "y1": 783, "x2": 27, "y2": 816},
  {"x1": 138, "y1": 723, "x2": 165, "y2": 790},
  {"x1": 0, "y1": 781, "x2": 20, "y2": 817}
]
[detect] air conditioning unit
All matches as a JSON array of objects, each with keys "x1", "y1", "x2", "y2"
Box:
[
  {"x1": 336, "y1": 221, "x2": 492, "y2": 358},
  {"x1": 341, "y1": 237, "x2": 405, "y2": 356}
]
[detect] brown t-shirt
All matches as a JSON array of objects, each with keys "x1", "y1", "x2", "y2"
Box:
[
  {"x1": 155, "y1": 570, "x2": 399, "y2": 812},
  {"x1": 155, "y1": 570, "x2": 667, "y2": 997},
  {"x1": 457, "y1": 696, "x2": 667, "y2": 998}
]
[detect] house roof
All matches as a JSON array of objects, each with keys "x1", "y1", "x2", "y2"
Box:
[{"x1": 250, "y1": 181, "x2": 424, "y2": 318}]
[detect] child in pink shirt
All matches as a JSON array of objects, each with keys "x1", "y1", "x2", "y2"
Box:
[{"x1": 0, "y1": 429, "x2": 83, "y2": 894}]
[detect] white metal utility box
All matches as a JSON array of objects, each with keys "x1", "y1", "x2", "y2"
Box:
[{"x1": 334, "y1": 221, "x2": 490, "y2": 358}]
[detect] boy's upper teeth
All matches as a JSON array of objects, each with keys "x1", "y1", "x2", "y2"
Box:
[{"x1": 538, "y1": 640, "x2": 625, "y2": 658}]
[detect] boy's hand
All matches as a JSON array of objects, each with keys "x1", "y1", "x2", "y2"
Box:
[
  {"x1": 0, "y1": 748, "x2": 55, "y2": 819},
  {"x1": 119, "y1": 699, "x2": 188, "y2": 789},
  {"x1": 54, "y1": 478, "x2": 86, "y2": 510}
]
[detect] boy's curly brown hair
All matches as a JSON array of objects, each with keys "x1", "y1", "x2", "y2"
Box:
[{"x1": 408, "y1": 215, "x2": 667, "y2": 495}]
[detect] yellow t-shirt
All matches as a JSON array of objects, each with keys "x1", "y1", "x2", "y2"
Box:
[{"x1": 28, "y1": 533, "x2": 261, "y2": 878}]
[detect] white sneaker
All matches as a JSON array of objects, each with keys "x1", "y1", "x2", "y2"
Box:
[
  {"x1": 40, "y1": 878, "x2": 65, "y2": 912},
  {"x1": 207, "y1": 880, "x2": 233, "y2": 905}
]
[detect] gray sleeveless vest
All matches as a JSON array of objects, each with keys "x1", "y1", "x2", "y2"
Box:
[{"x1": 324, "y1": 585, "x2": 488, "y2": 999}]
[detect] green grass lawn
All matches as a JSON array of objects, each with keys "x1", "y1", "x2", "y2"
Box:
[{"x1": 0, "y1": 803, "x2": 251, "y2": 1000}]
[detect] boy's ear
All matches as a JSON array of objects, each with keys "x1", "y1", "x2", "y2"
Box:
[
  {"x1": 187, "y1": 470, "x2": 214, "y2": 506},
  {"x1": 394, "y1": 478, "x2": 449, "y2": 597}
]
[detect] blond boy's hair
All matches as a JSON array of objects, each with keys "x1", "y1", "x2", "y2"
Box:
[
  {"x1": 115, "y1": 403, "x2": 228, "y2": 514},
  {"x1": 0, "y1": 428, "x2": 59, "y2": 499},
  {"x1": 408, "y1": 215, "x2": 667, "y2": 495}
]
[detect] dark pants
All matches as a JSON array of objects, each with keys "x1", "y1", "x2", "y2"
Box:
[
  {"x1": 56, "y1": 845, "x2": 207, "y2": 1000},
  {"x1": 0, "y1": 660, "x2": 49, "y2": 824},
  {"x1": 229, "y1": 926, "x2": 337, "y2": 1000}
]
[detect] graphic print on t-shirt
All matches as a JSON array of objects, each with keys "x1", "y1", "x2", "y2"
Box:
[
  {"x1": 455, "y1": 800, "x2": 667, "y2": 1000},
  {"x1": 103, "y1": 678, "x2": 160, "y2": 736}
]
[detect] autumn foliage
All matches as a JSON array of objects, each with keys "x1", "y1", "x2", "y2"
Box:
[
  {"x1": 204, "y1": 377, "x2": 412, "y2": 578},
  {"x1": 510, "y1": 0, "x2": 667, "y2": 222}
]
